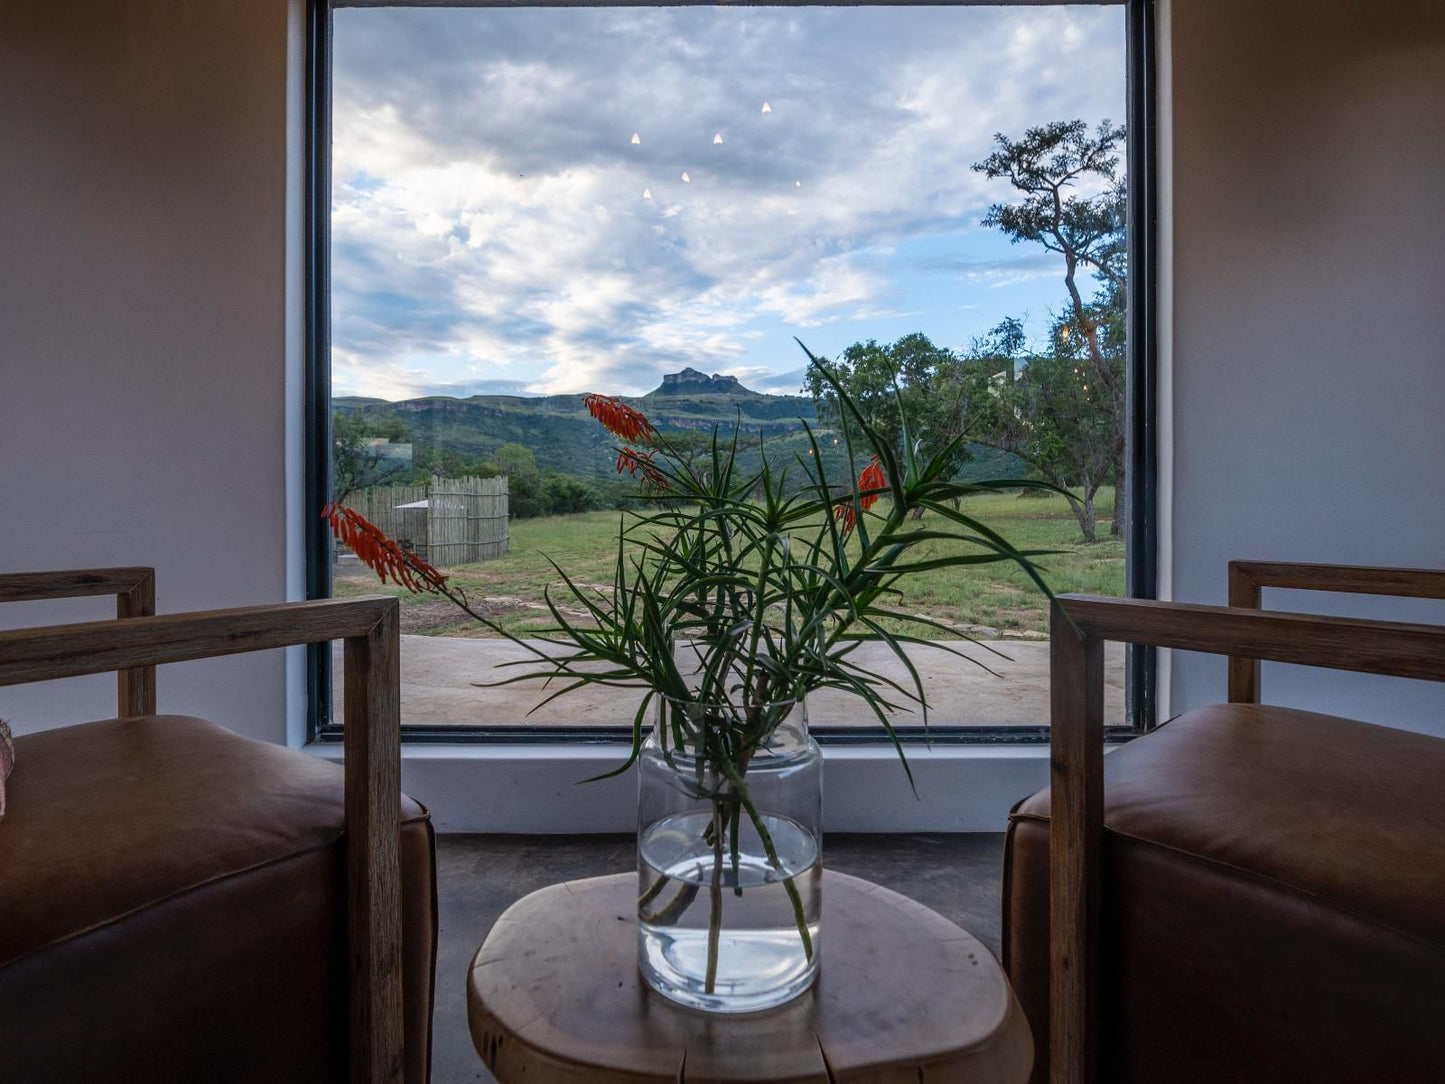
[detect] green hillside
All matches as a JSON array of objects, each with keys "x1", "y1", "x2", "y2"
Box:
[{"x1": 335, "y1": 368, "x2": 1023, "y2": 485}]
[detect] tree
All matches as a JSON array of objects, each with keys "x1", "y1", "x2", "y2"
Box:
[
  {"x1": 332, "y1": 411, "x2": 411, "y2": 503},
  {"x1": 491, "y1": 442, "x2": 545, "y2": 517},
  {"x1": 655, "y1": 430, "x2": 718, "y2": 479},
  {"x1": 972, "y1": 118, "x2": 1127, "y2": 537},
  {"x1": 412, "y1": 446, "x2": 501, "y2": 482},
  {"x1": 803, "y1": 333, "x2": 969, "y2": 480},
  {"x1": 541, "y1": 473, "x2": 599, "y2": 515},
  {"x1": 942, "y1": 319, "x2": 1117, "y2": 542}
]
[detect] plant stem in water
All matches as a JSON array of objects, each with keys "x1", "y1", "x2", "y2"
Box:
[
  {"x1": 728, "y1": 798, "x2": 742, "y2": 897},
  {"x1": 705, "y1": 802, "x2": 725, "y2": 994},
  {"x1": 637, "y1": 871, "x2": 669, "y2": 912},
  {"x1": 638, "y1": 881, "x2": 699, "y2": 926},
  {"x1": 717, "y1": 758, "x2": 814, "y2": 962},
  {"x1": 637, "y1": 813, "x2": 721, "y2": 915}
]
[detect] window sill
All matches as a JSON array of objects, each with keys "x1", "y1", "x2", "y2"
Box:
[{"x1": 304, "y1": 740, "x2": 1053, "y2": 833}]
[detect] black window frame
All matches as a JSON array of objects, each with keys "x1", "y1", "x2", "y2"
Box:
[{"x1": 305, "y1": 0, "x2": 1158, "y2": 745}]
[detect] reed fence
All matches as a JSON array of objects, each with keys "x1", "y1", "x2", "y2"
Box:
[{"x1": 344, "y1": 474, "x2": 509, "y2": 567}]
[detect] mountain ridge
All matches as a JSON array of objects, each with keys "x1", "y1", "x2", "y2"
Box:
[
  {"x1": 334, "y1": 369, "x2": 1023, "y2": 484},
  {"x1": 334, "y1": 366, "x2": 791, "y2": 410},
  {"x1": 335, "y1": 370, "x2": 818, "y2": 479}
]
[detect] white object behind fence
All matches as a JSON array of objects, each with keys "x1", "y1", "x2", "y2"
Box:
[{"x1": 345, "y1": 474, "x2": 509, "y2": 566}]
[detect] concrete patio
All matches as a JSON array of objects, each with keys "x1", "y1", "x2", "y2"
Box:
[{"x1": 334, "y1": 635, "x2": 1126, "y2": 729}]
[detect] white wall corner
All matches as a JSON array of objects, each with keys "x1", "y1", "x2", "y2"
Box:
[
  {"x1": 285, "y1": 0, "x2": 310, "y2": 748},
  {"x1": 1154, "y1": 0, "x2": 1175, "y2": 719}
]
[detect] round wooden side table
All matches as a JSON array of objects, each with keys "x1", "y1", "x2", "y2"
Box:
[{"x1": 467, "y1": 869, "x2": 1033, "y2": 1082}]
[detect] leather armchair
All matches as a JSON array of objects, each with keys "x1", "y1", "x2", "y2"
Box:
[
  {"x1": 0, "y1": 569, "x2": 437, "y2": 1083},
  {"x1": 1005, "y1": 562, "x2": 1445, "y2": 1084}
]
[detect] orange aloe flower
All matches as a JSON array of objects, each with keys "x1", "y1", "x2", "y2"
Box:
[
  {"x1": 834, "y1": 455, "x2": 887, "y2": 534},
  {"x1": 323, "y1": 503, "x2": 450, "y2": 594},
  {"x1": 857, "y1": 455, "x2": 886, "y2": 511},
  {"x1": 584, "y1": 393, "x2": 657, "y2": 444},
  {"x1": 616, "y1": 447, "x2": 668, "y2": 490}
]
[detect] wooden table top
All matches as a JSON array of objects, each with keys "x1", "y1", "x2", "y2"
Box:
[{"x1": 467, "y1": 870, "x2": 1033, "y2": 1083}]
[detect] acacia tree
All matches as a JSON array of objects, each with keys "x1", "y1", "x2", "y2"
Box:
[
  {"x1": 656, "y1": 430, "x2": 718, "y2": 478},
  {"x1": 332, "y1": 412, "x2": 410, "y2": 503},
  {"x1": 972, "y1": 118, "x2": 1127, "y2": 537},
  {"x1": 803, "y1": 333, "x2": 967, "y2": 475},
  {"x1": 942, "y1": 318, "x2": 1117, "y2": 542}
]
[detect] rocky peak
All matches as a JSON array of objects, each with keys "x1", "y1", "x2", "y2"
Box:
[{"x1": 655, "y1": 367, "x2": 746, "y2": 395}]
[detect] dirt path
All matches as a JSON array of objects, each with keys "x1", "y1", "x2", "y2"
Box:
[{"x1": 332, "y1": 635, "x2": 1126, "y2": 730}]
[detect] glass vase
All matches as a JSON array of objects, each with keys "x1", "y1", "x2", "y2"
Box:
[{"x1": 636, "y1": 697, "x2": 823, "y2": 1013}]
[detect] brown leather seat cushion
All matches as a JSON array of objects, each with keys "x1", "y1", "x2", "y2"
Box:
[
  {"x1": 1005, "y1": 704, "x2": 1445, "y2": 1083},
  {"x1": 0, "y1": 715, "x2": 437, "y2": 1083}
]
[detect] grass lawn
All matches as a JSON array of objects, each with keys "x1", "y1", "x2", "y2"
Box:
[{"x1": 334, "y1": 487, "x2": 1125, "y2": 639}]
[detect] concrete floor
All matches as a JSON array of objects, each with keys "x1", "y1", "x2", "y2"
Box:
[
  {"x1": 339, "y1": 636, "x2": 1126, "y2": 728},
  {"x1": 432, "y1": 833, "x2": 1007, "y2": 1083}
]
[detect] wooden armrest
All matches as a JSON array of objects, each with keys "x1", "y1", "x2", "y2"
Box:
[
  {"x1": 1227, "y1": 560, "x2": 1445, "y2": 702},
  {"x1": 0, "y1": 567, "x2": 156, "y2": 715},
  {"x1": 1048, "y1": 594, "x2": 1445, "y2": 1084},
  {"x1": 0, "y1": 597, "x2": 404, "y2": 1084}
]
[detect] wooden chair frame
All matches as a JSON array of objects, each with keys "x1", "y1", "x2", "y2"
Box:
[
  {"x1": 0, "y1": 567, "x2": 158, "y2": 716},
  {"x1": 1048, "y1": 562, "x2": 1445, "y2": 1084},
  {"x1": 0, "y1": 569, "x2": 406, "y2": 1084},
  {"x1": 1226, "y1": 560, "x2": 1445, "y2": 702}
]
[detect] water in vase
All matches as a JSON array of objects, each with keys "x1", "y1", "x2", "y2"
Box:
[{"x1": 638, "y1": 809, "x2": 821, "y2": 1013}]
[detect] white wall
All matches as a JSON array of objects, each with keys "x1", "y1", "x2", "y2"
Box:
[
  {"x1": 0, "y1": 0, "x2": 301, "y2": 742},
  {"x1": 1166, "y1": 0, "x2": 1445, "y2": 734}
]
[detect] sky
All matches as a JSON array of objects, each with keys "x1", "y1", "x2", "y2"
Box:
[{"x1": 331, "y1": 4, "x2": 1126, "y2": 400}]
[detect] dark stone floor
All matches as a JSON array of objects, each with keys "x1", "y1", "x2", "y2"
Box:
[{"x1": 431, "y1": 833, "x2": 1007, "y2": 1083}]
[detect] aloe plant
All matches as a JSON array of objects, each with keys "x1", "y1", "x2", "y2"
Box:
[{"x1": 327, "y1": 342, "x2": 1059, "y2": 987}]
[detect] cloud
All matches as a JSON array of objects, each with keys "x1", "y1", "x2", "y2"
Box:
[
  {"x1": 717, "y1": 365, "x2": 811, "y2": 397},
  {"x1": 917, "y1": 250, "x2": 1070, "y2": 289},
  {"x1": 330, "y1": 5, "x2": 1125, "y2": 397},
  {"x1": 423, "y1": 378, "x2": 541, "y2": 398}
]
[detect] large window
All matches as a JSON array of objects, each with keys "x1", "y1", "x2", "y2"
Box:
[{"x1": 308, "y1": 0, "x2": 1155, "y2": 742}]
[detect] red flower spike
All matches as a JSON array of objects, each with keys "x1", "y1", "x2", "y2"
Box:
[
  {"x1": 858, "y1": 455, "x2": 886, "y2": 511},
  {"x1": 585, "y1": 394, "x2": 657, "y2": 443},
  {"x1": 322, "y1": 503, "x2": 450, "y2": 595},
  {"x1": 832, "y1": 456, "x2": 886, "y2": 535},
  {"x1": 616, "y1": 447, "x2": 669, "y2": 490}
]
